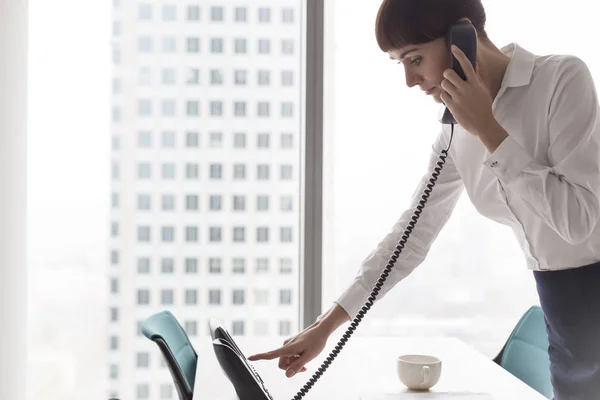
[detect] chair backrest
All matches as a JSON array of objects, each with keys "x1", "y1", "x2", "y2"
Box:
[
  {"x1": 499, "y1": 306, "x2": 553, "y2": 398},
  {"x1": 141, "y1": 310, "x2": 198, "y2": 400}
]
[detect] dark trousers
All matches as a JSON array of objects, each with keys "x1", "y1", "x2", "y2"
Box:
[{"x1": 533, "y1": 262, "x2": 600, "y2": 400}]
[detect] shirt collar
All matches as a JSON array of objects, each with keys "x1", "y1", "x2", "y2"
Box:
[{"x1": 499, "y1": 42, "x2": 536, "y2": 89}]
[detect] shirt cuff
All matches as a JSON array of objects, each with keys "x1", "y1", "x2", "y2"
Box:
[
  {"x1": 483, "y1": 135, "x2": 533, "y2": 184},
  {"x1": 333, "y1": 280, "x2": 371, "y2": 321}
]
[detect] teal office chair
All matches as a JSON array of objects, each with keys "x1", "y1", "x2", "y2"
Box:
[
  {"x1": 493, "y1": 305, "x2": 553, "y2": 398},
  {"x1": 141, "y1": 310, "x2": 198, "y2": 400}
]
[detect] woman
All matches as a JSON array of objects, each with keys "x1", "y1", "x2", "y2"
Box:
[{"x1": 249, "y1": 0, "x2": 600, "y2": 398}]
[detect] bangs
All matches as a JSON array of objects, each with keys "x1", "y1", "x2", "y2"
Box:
[{"x1": 375, "y1": 0, "x2": 453, "y2": 52}]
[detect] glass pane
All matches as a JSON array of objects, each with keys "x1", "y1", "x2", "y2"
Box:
[{"x1": 322, "y1": 0, "x2": 600, "y2": 361}]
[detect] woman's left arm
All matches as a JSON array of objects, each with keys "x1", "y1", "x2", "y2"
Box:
[{"x1": 483, "y1": 57, "x2": 600, "y2": 245}]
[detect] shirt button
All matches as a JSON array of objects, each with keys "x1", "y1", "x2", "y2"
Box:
[{"x1": 491, "y1": 161, "x2": 498, "y2": 167}]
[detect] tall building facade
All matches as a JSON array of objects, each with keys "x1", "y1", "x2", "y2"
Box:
[{"x1": 109, "y1": 1, "x2": 302, "y2": 398}]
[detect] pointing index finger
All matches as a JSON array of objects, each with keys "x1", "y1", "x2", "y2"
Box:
[{"x1": 248, "y1": 346, "x2": 300, "y2": 361}]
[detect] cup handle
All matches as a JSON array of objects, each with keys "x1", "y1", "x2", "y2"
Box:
[{"x1": 421, "y1": 366, "x2": 430, "y2": 385}]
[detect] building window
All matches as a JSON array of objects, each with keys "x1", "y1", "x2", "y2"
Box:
[
  {"x1": 138, "y1": 67, "x2": 152, "y2": 85},
  {"x1": 233, "y1": 195, "x2": 245, "y2": 211},
  {"x1": 280, "y1": 258, "x2": 293, "y2": 274},
  {"x1": 162, "y1": 4, "x2": 176, "y2": 21},
  {"x1": 137, "y1": 226, "x2": 151, "y2": 242},
  {"x1": 185, "y1": 163, "x2": 199, "y2": 180},
  {"x1": 282, "y1": 8, "x2": 295, "y2": 23},
  {"x1": 111, "y1": 250, "x2": 119, "y2": 265},
  {"x1": 281, "y1": 102, "x2": 294, "y2": 117},
  {"x1": 232, "y1": 226, "x2": 245, "y2": 242},
  {"x1": 138, "y1": 99, "x2": 152, "y2": 116},
  {"x1": 258, "y1": 7, "x2": 270, "y2": 23},
  {"x1": 209, "y1": 258, "x2": 221, "y2": 274},
  {"x1": 234, "y1": 101, "x2": 246, "y2": 116},
  {"x1": 211, "y1": 6, "x2": 223, "y2": 21},
  {"x1": 234, "y1": 38, "x2": 246, "y2": 54},
  {"x1": 280, "y1": 289, "x2": 292, "y2": 305},
  {"x1": 110, "y1": 278, "x2": 119, "y2": 293},
  {"x1": 282, "y1": 39, "x2": 294, "y2": 55},
  {"x1": 161, "y1": 258, "x2": 174, "y2": 274},
  {"x1": 210, "y1": 164, "x2": 222, "y2": 179},
  {"x1": 280, "y1": 195, "x2": 293, "y2": 212},
  {"x1": 137, "y1": 383, "x2": 150, "y2": 399},
  {"x1": 185, "y1": 258, "x2": 198, "y2": 274},
  {"x1": 137, "y1": 257, "x2": 150, "y2": 274},
  {"x1": 161, "y1": 289, "x2": 174, "y2": 305},
  {"x1": 210, "y1": 101, "x2": 223, "y2": 116},
  {"x1": 111, "y1": 222, "x2": 119, "y2": 237},
  {"x1": 162, "y1": 194, "x2": 175, "y2": 211},
  {"x1": 161, "y1": 163, "x2": 175, "y2": 179},
  {"x1": 280, "y1": 227, "x2": 293, "y2": 243},
  {"x1": 211, "y1": 69, "x2": 223, "y2": 85},
  {"x1": 280, "y1": 164, "x2": 293, "y2": 180},
  {"x1": 257, "y1": 102, "x2": 270, "y2": 117},
  {"x1": 111, "y1": 193, "x2": 119, "y2": 208},
  {"x1": 187, "y1": 37, "x2": 200, "y2": 53},
  {"x1": 282, "y1": 70, "x2": 294, "y2": 86},
  {"x1": 137, "y1": 163, "x2": 151, "y2": 179},
  {"x1": 257, "y1": 133, "x2": 270, "y2": 148},
  {"x1": 257, "y1": 227, "x2": 269, "y2": 243},
  {"x1": 186, "y1": 131, "x2": 199, "y2": 147},
  {"x1": 234, "y1": 7, "x2": 246, "y2": 22},
  {"x1": 256, "y1": 258, "x2": 269, "y2": 273},
  {"x1": 110, "y1": 307, "x2": 119, "y2": 321},
  {"x1": 234, "y1": 70, "x2": 246, "y2": 85},
  {"x1": 162, "y1": 68, "x2": 176, "y2": 85},
  {"x1": 257, "y1": 195, "x2": 269, "y2": 211},
  {"x1": 232, "y1": 258, "x2": 245, "y2": 274},
  {"x1": 211, "y1": 38, "x2": 223, "y2": 53},
  {"x1": 233, "y1": 132, "x2": 246, "y2": 148},
  {"x1": 257, "y1": 165, "x2": 269, "y2": 180},
  {"x1": 233, "y1": 164, "x2": 246, "y2": 180},
  {"x1": 187, "y1": 68, "x2": 200, "y2": 85},
  {"x1": 209, "y1": 195, "x2": 222, "y2": 211},
  {"x1": 187, "y1": 5, "x2": 200, "y2": 21},
  {"x1": 185, "y1": 195, "x2": 198, "y2": 211},
  {"x1": 162, "y1": 36, "x2": 176, "y2": 53},
  {"x1": 258, "y1": 39, "x2": 270, "y2": 54},
  {"x1": 187, "y1": 100, "x2": 200, "y2": 116},
  {"x1": 258, "y1": 70, "x2": 270, "y2": 86},
  {"x1": 281, "y1": 133, "x2": 293, "y2": 148},
  {"x1": 209, "y1": 289, "x2": 221, "y2": 305},
  {"x1": 185, "y1": 289, "x2": 198, "y2": 305},
  {"x1": 209, "y1": 226, "x2": 222, "y2": 242},
  {"x1": 138, "y1": 131, "x2": 152, "y2": 148},
  {"x1": 162, "y1": 131, "x2": 175, "y2": 148},
  {"x1": 186, "y1": 226, "x2": 198, "y2": 242},
  {"x1": 138, "y1": 4, "x2": 152, "y2": 20},
  {"x1": 232, "y1": 289, "x2": 245, "y2": 305},
  {"x1": 138, "y1": 36, "x2": 153, "y2": 52},
  {"x1": 161, "y1": 226, "x2": 175, "y2": 242},
  {"x1": 209, "y1": 132, "x2": 223, "y2": 148},
  {"x1": 162, "y1": 99, "x2": 176, "y2": 116},
  {"x1": 137, "y1": 289, "x2": 150, "y2": 305},
  {"x1": 279, "y1": 320, "x2": 292, "y2": 336},
  {"x1": 109, "y1": 364, "x2": 118, "y2": 379},
  {"x1": 160, "y1": 384, "x2": 173, "y2": 399},
  {"x1": 185, "y1": 321, "x2": 198, "y2": 336}
]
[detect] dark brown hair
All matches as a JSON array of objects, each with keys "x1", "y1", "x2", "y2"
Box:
[{"x1": 375, "y1": 0, "x2": 488, "y2": 52}]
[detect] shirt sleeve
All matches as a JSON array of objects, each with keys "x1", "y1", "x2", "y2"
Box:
[
  {"x1": 334, "y1": 129, "x2": 464, "y2": 320},
  {"x1": 483, "y1": 56, "x2": 600, "y2": 245}
]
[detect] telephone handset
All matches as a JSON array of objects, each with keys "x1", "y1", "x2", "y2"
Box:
[
  {"x1": 440, "y1": 22, "x2": 478, "y2": 124},
  {"x1": 209, "y1": 22, "x2": 475, "y2": 400}
]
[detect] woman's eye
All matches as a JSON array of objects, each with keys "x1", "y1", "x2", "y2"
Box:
[{"x1": 410, "y1": 57, "x2": 421, "y2": 65}]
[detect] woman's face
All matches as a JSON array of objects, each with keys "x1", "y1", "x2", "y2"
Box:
[{"x1": 388, "y1": 37, "x2": 450, "y2": 104}]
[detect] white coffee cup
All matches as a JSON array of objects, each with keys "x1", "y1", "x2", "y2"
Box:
[{"x1": 397, "y1": 354, "x2": 442, "y2": 390}]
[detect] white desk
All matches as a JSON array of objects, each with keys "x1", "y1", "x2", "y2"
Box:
[{"x1": 191, "y1": 335, "x2": 548, "y2": 400}]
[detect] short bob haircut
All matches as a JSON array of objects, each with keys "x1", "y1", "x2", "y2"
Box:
[{"x1": 375, "y1": 0, "x2": 488, "y2": 52}]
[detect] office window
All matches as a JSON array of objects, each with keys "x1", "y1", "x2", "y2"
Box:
[
  {"x1": 185, "y1": 321, "x2": 198, "y2": 336},
  {"x1": 258, "y1": 39, "x2": 270, "y2": 54},
  {"x1": 258, "y1": 70, "x2": 270, "y2": 86},
  {"x1": 139, "y1": 67, "x2": 152, "y2": 85},
  {"x1": 210, "y1": 164, "x2": 222, "y2": 179},
  {"x1": 232, "y1": 258, "x2": 245, "y2": 274},
  {"x1": 138, "y1": 99, "x2": 152, "y2": 116},
  {"x1": 161, "y1": 163, "x2": 175, "y2": 179},
  {"x1": 185, "y1": 258, "x2": 198, "y2": 274},
  {"x1": 137, "y1": 383, "x2": 149, "y2": 399},
  {"x1": 161, "y1": 289, "x2": 174, "y2": 305},
  {"x1": 111, "y1": 250, "x2": 119, "y2": 265},
  {"x1": 258, "y1": 7, "x2": 270, "y2": 22},
  {"x1": 162, "y1": 226, "x2": 175, "y2": 242},
  {"x1": 185, "y1": 289, "x2": 198, "y2": 305},
  {"x1": 187, "y1": 5, "x2": 200, "y2": 21},
  {"x1": 186, "y1": 131, "x2": 199, "y2": 147},
  {"x1": 282, "y1": 70, "x2": 294, "y2": 86},
  {"x1": 234, "y1": 101, "x2": 246, "y2": 116},
  {"x1": 233, "y1": 227, "x2": 245, "y2": 242},
  {"x1": 280, "y1": 258, "x2": 293, "y2": 274},
  {"x1": 112, "y1": 78, "x2": 121, "y2": 93},
  {"x1": 211, "y1": 38, "x2": 223, "y2": 53},
  {"x1": 112, "y1": 48, "x2": 121, "y2": 65},
  {"x1": 257, "y1": 195, "x2": 269, "y2": 211},
  {"x1": 186, "y1": 226, "x2": 198, "y2": 242},
  {"x1": 138, "y1": 4, "x2": 152, "y2": 20},
  {"x1": 137, "y1": 289, "x2": 150, "y2": 305},
  {"x1": 187, "y1": 100, "x2": 200, "y2": 116},
  {"x1": 186, "y1": 163, "x2": 199, "y2": 180},
  {"x1": 232, "y1": 289, "x2": 245, "y2": 305},
  {"x1": 137, "y1": 226, "x2": 151, "y2": 242},
  {"x1": 162, "y1": 99, "x2": 176, "y2": 116},
  {"x1": 255, "y1": 289, "x2": 269, "y2": 304},
  {"x1": 162, "y1": 4, "x2": 176, "y2": 21},
  {"x1": 209, "y1": 226, "x2": 222, "y2": 242},
  {"x1": 281, "y1": 102, "x2": 294, "y2": 117},
  {"x1": 110, "y1": 278, "x2": 119, "y2": 293},
  {"x1": 280, "y1": 164, "x2": 293, "y2": 180},
  {"x1": 257, "y1": 133, "x2": 270, "y2": 148},
  {"x1": 111, "y1": 136, "x2": 120, "y2": 150},
  {"x1": 257, "y1": 227, "x2": 269, "y2": 243},
  {"x1": 210, "y1": 101, "x2": 223, "y2": 116},
  {"x1": 161, "y1": 258, "x2": 174, "y2": 274},
  {"x1": 187, "y1": 68, "x2": 200, "y2": 85},
  {"x1": 282, "y1": 7, "x2": 294, "y2": 23},
  {"x1": 162, "y1": 131, "x2": 175, "y2": 148},
  {"x1": 112, "y1": 163, "x2": 119, "y2": 180},
  {"x1": 256, "y1": 258, "x2": 269, "y2": 273},
  {"x1": 234, "y1": 7, "x2": 246, "y2": 22},
  {"x1": 281, "y1": 133, "x2": 294, "y2": 148},
  {"x1": 185, "y1": 195, "x2": 198, "y2": 211},
  {"x1": 138, "y1": 163, "x2": 151, "y2": 179},
  {"x1": 257, "y1": 164, "x2": 269, "y2": 180},
  {"x1": 279, "y1": 320, "x2": 292, "y2": 336},
  {"x1": 160, "y1": 384, "x2": 173, "y2": 399},
  {"x1": 207, "y1": 132, "x2": 222, "y2": 148},
  {"x1": 234, "y1": 38, "x2": 246, "y2": 54},
  {"x1": 138, "y1": 131, "x2": 152, "y2": 148},
  {"x1": 111, "y1": 222, "x2": 119, "y2": 237},
  {"x1": 234, "y1": 70, "x2": 246, "y2": 85},
  {"x1": 258, "y1": 102, "x2": 270, "y2": 117},
  {"x1": 282, "y1": 39, "x2": 294, "y2": 55},
  {"x1": 280, "y1": 195, "x2": 293, "y2": 212},
  {"x1": 209, "y1": 195, "x2": 222, "y2": 211},
  {"x1": 187, "y1": 37, "x2": 200, "y2": 53},
  {"x1": 208, "y1": 258, "x2": 221, "y2": 274},
  {"x1": 233, "y1": 132, "x2": 246, "y2": 148},
  {"x1": 162, "y1": 36, "x2": 176, "y2": 53},
  {"x1": 233, "y1": 164, "x2": 246, "y2": 180},
  {"x1": 162, "y1": 194, "x2": 175, "y2": 211},
  {"x1": 280, "y1": 289, "x2": 293, "y2": 305},
  {"x1": 109, "y1": 335, "x2": 119, "y2": 350},
  {"x1": 233, "y1": 195, "x2": 245, "y2": 211},
  {"x1": 110, "y1": 307, "x2": 119, "y2": 321},
  {"x1": 137, "y1": 257, "x2": 150, "y2": 274},
  {"x1": 209, "y1": 289, "x2": 221, "y2": 305},
  {"x1": 211, "y1": 6, "x2": 223, "y2": 21},
  {"x1": 112, "y1": 107, "x2": 121, "y2": 122},
  {"x1": 138, "y1": 36, "x2": 153, "y2": 52},
  {"x1": 162, "y1": 68, "x2": 176, "y2": 85},
  {"x1": 111, "y1": 193, "x2": 119, "y2": 208},
  {"x1": 280, "y1": 227, "x2": 293, "y2": 243},
  {"x1": 211, "y1": 69, "x2": 223, "y2": 85}
]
